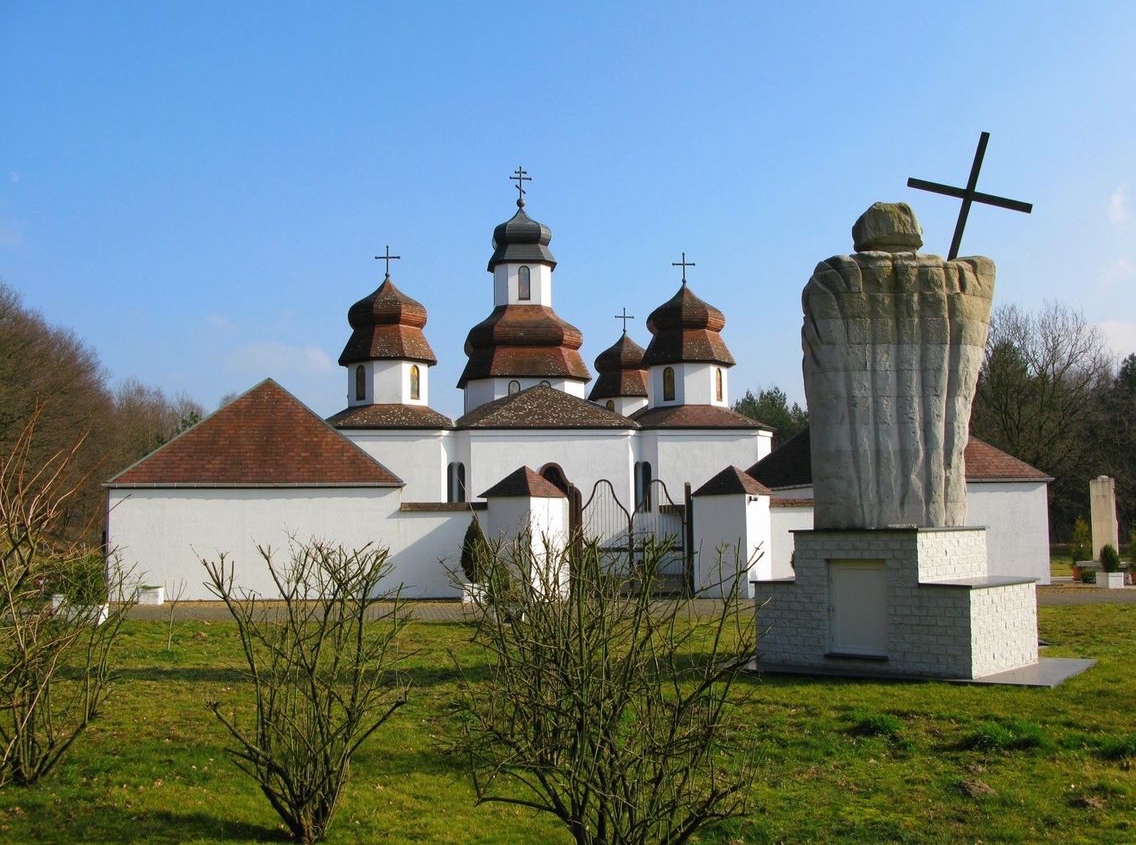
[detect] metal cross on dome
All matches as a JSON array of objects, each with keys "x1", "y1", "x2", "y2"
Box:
[
  {"x1": 672, "y1": 252, "x2": 695, "y2": 285},
  {"x1": 614, "y1": 307, "x2": 635, "y2": 333},
  {"x1": 907, "y1": 131, "x2": 1033, "y2": 260},
  {"x1": 375, "y1": 245, "x2": 401, "y2": 279},
  {"x1": 509, "y1": 165, "x2": 532, "y2": 206}
]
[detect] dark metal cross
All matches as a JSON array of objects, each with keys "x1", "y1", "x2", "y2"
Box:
[
  {"x1": 614, "y1": 307, "x2": 635, "y2": 333},
  {"x1": 672, "y1": 252, "x2": 695, "y2": 285},
  {"x1": 375, "y1": 245, "x2": 401, "y2": 279},
  {"x1": 907, "y1": 131, "x2": 1033, "y2": 260},
  {"x1": 509, "y1": 165, "x2": 531, "y2": 206}
]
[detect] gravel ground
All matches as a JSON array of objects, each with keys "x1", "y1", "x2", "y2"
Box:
[{"x1": 124, "y1": 583, "x2": 1135, "y2": 623}]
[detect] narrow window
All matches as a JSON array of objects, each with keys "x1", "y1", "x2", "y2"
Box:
[
  {"x1": 518, "y1": 265, "x2": 531, "y2": 300},
  {"x1": 508, "y1": 380, "x2": 521, "y2": 395},
  {"x1": 540, "y1": 380, "x2": 551, "y2": 388},
  {"x1": 410, "y1": 364, "x2": 420, "y2": 400},
  {"x1": 715, "y1": 367, "x2": 723, "y2": 402},
  {"x1": 605, "y1": 399, "x2": 615, "y2": 411},
  {"x1": 355, "y1": 365, "x2": 366, "y2": 401},
  {"x1": 448, "y1": 462, "x2": 467, "y2": 503},
  {"x1": 636, "y1": 462, "x2": 653, "y2": 510},
  {"x1": 662, "y1": 367, "x2": 675, "y2": 402}
]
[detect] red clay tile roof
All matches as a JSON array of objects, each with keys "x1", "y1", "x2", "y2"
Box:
[
  {"x1": 459, "y1": 304, "x2": 590, "y2": 386},
  {"x1": 747, "y1": 427, "x2": 1051, "y2": 489},
  {"x1": 339, "y1": 277, "x2": 437, "y2": 366},
  {"x1": 588, "y1": 333, "x2": 648, "y2": 401},
  {"x1": 480, "y1": 466, "x2": 567, "y2": 499},
  {"x1": 327, "y1": 404, "x2": 453, "y2": 429},
  {"x1": 107, "y1": 379, "x2": 402, "y2": 487},
  {"x1": 693, "y1": 466, "x2": 771, "y2": 497},
  {"x1": 457, "y1": 384, "x2": 637, "y2": 429},
  {"x1": 632, "y1": 404, "x2": 768, "y2": 430},
  {"x1": 641, "y1": 284, "x2": 735, "y2": 367}
]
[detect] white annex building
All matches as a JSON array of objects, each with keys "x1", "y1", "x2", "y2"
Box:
[{"x1": 105, "y1": 183, "x2": 1052, "y2": 601}]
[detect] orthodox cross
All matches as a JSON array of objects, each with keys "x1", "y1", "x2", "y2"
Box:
[
  {"x1": 907, "y1": 131, "x2": 1033, "y2": 260},
  {"x1": 672, "y1": 252, "x2": 695, "y2": 285},
  {"x1": 375, "y1": 245, "x2": 401, "y2": 279},
  {"x1": 614, "y1": 307, "x2": 635, "y2": 334},
  {"x1": 510, "y1": 165, "x2": 531, "y2": 206}
]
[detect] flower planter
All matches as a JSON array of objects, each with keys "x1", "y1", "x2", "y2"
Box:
[
  {"x1": 138, "y1": 585, "x2": 165, "y2": 606},
  {"x1": 1099, "y1": 571, "x2": 1126, "y2": 589},
  {"x1": 51, "y1": 594, "x2": 110, "y2": 625}
]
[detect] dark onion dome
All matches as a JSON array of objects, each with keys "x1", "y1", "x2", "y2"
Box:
[
  {"x1": 338, "y1": 277, "x2": 437, "y2": 366},
  {"x1": 588, "y1": 333, "x2": 648, "y2": 401},
  {"x1": 487, "y1": 204, "x2": 556, "y2": 271},
  {"x1": 458, "y1": 304, "x2": 590, "y2": 387},
  {"x1": 641, "y1": 284, "x2": 735, "y2": 368}
]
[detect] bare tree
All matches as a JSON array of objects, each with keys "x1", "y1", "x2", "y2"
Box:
[
  {"x1": 455, "y1": 539, "x2": 758, "y2": 845},
  {"x1": 203, "y1": 541, "x2": 409, "y2": 844},
  {"x1": 0, "y1": 411, "x2": 132, "y2": 786}
]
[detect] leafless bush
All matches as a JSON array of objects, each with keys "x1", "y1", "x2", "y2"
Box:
[
  {"x1": 455, "y1": 538, "x2": 758, "y2": 845},
  {"x1": 204, "y1": 541, "x2": 409, "y2": 844}
]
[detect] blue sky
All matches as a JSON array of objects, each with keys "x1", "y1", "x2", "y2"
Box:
[{"x1": 3, "y1": 1, "x2": 1134, "y2": 420}]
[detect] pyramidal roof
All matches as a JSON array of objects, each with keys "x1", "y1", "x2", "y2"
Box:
[
  {"x1": 456, "y1": 384, "x2": 636, "y2": 429},
  {"x1": 480, "y1": 466, "x2": 567, "y2": 499},
  {"x1": 693, "y1": 466, "x2": 771, "y2": 497},
  {"x1": 108, "y1": 379, "x2": 402, "y2": 487}
]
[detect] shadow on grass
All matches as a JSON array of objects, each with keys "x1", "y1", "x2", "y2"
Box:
[
  {"x1": 112, "y1": 666, "x2": 247, "y2": 683},
  {"x1": 24, "y1": 804, "x2": 285, "y2": 844}
]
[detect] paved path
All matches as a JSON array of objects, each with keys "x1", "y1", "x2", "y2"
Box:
[{"x1": 125, "y1": 583, "x2": 1136, "y2": 623}]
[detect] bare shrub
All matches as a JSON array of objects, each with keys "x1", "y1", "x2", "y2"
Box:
[
  {"x1": 204, "y1": 541, "x2": 408, "y2": 844},
  {"x1": 455, "y1": 538, "x2": 758, "y2": 845}
]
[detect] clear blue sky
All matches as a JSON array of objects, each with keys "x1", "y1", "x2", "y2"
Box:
[{"x1": 3, "y1": 1, "x2": 1134, "y2": 420}]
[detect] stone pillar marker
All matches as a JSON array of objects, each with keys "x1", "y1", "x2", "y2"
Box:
[{"x1": 1089, "y1": 475, "x2": 1119, "y2": 560}]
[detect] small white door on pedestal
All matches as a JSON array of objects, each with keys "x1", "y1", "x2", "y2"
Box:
[{"x1": 828, "y1": 560, "x2": 888, "y2": 657}]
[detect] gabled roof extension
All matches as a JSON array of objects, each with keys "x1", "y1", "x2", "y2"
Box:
[
  {"x1": 457, "y1": 384, "x2": 637, "y2": 429},
  {"x1": 327, "y1": 404, "x2": 453, "y2": 430},
  {"x1": 632, "y1": 404, "x2": 769, "y2": 430}
]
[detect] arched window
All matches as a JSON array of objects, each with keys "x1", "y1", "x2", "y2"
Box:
[
  {"x1": 355, "y1": 365, "x2": 366, "y2": 401},
  {"x1": 635, "y1": 461, "x2": 653, "y2": 510},
  {"x1": 539, "y1": 380, "x2": 551, "y2": 388},
  {"x1": 662, "y1": 367, "x2": 676, "y2": 402},
  {"x1": 518, "y1": 265, "x2": 531, "y2": 300},
  {"x1": 605, "y1": 399, "x2": 615, "y2": 411},
  {"x1": 508, "y1": 380, "x2": 521, "y2": 395},
  {"x1": 448, "y1": 462, "x2": 466, "y2": 503},
  {"x1": 409, "y1": 365, "x2": 420, "y2": 400},
  {"x1": 715, "y1": 368, "x2": 723, "y2": 402}
]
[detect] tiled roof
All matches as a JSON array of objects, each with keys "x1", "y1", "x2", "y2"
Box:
[
  {"x1": 457, "y1": 384, "x2": 637, "y2": 429},
  {"x1": 487, "y1": 205, "x2": 556, "y2": 271},
  {"x1": 588, "y1": 333, "x2": 648, "y2": 401},
  {"x1": 693, "y1": 466, "x2": 771, "y2": 497},
  {"x1": 480, "y1": 466, "x2": 567, "y2": 499},
  {"x1": 641, "y1": 284, "x2": 735, "y2": 367},
  {"x1": 632, "y1": 404, "x2": 768, "y2": 430},
  {"x1": 327, "y1": 404, "x2": 453, "y2": 429},
  {"x1": 108, "y1": 379, "x2": 401, "y2": 487},
  {"x1": 458, "y1": 304, "x2": 590, "y2": 386},
  {"x1": 339, "y1": 277, "x2": 437, "y2": 365},
  {"x1": 747, "y1": 427, "x2": 1051, "y2": 489}
]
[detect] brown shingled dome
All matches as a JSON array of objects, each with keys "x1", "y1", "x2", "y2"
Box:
[
  {"x1": 588, "y1": 333, "x2": 648, "y2": 401},
  {"x1": 338, "y1": 277, "x2": 437, "y2": 366},
  {"x1": 641, "y1": 284, "x2": 735, "y2": 367},
  {"x1": 458, "y1": 304, "x2": 590, "y2": 386}
]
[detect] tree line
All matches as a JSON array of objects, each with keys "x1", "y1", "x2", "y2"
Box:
[{"x1": 0, "y1": 282, "x2": 204, "y2": 546}]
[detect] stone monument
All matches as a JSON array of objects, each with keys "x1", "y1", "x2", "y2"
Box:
[
  {"x1": 1089, "y1": 475, "x2": 1119, "y2": 560},
  {"x1": 755, "y1": 202, "x2": 1040, "y2": 680}
]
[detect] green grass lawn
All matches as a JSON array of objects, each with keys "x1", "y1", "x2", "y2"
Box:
[{"x1": 1, "y1": 604, "x2": 1134, "y2": 844}]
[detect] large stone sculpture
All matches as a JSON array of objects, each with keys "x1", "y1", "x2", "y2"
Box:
[{"x1": 803, "y1": 202, "x2": 994, "y2": 529}]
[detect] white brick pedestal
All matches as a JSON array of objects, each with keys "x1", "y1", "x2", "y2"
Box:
[{"x1": 755, "y1": 527, "x2": 1038, "y2": 680}]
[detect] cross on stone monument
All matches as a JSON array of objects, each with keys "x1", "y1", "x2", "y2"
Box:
[
  {"x1": 672, "y1": 252, "x2": 695, "y2": 285},
  {"x1": 907, "y1": 131, "x2": 1033, "y2": 260},
  {"x1": 375, "y1": 245, "x2": 401, "y2": 279},
  {"x1": 614, "y1": 307, "x2": 635, "y2": 333},
  {"x1": 509, "y1": 165, "x2": 532, "y2": 207}
]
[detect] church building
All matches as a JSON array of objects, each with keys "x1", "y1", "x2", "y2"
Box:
[{"x1": 105, "y1": 175, "x2": 1050, "y2": 601}]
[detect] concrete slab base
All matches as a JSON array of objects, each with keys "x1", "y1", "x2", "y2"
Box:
[{"x1": 747, "y1": 656, "x2": 1096, "y2": 688}]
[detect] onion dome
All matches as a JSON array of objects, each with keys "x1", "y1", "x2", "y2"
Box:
[
  {"x1": 487, "y1": 201, "x2": 556, "y2": 271},
  {"x1": 458, "y1": 305, "x2": 589, "y2": 387},
  {"x1": 338, "y1": 277, "x2": 437, "y2": 366},
  {"x1": 641, "y1": 284, "x2": 735, "y2": 367},
  {"x1": 588, "y1": 333, "x2": 648, "y2": 401}
]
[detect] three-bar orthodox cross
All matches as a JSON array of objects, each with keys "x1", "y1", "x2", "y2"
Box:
[
  {"x1": 510, "y1": 166, "x2": 531, "y2": 206},
  {"x1": 907, "y1": 131, "x2": 1033, "y2": 260}
]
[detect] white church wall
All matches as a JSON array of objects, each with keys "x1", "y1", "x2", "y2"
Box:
[
  {"x1": 387, "y1": 506, "x2": 472, "y2": 596},
  {"x1": 769, "y1": 499, "x2": 812, "y2": 579},
  {"x1": 485, "y1": 495, "x2": 570, "y2": 595},
  {"x1": 107, "y1": 487, "x2": 405, "y2": 601},
  {"x1": 692, "y1": 493, "x2": 770, "y2": 598},
  {"x1": 653, "y1": 431, "x2": 771, "y2": 504},
  {"x1": 346, "y1": 430, "x2": 449, "y2": 502},
  {"x1": 493, "y1": 263, "x2": 553, "y2": 306},
  {"x1": 967, "y1": 481, "x2": 1051, "y2": 585}
]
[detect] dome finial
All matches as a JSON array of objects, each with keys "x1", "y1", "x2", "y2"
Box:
[
  {"x1": 672, "y1": 251, "x2": 695, "y2": 286},
  {"x1": 374, "y1": 244, "x2": 401, "y2": 281},
  {"x1": 510, "y1": 165, "x2": 531, "y2": 208},
  {"x1": 614, "y1": 307, "x2": 635, "y2": 336}
]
